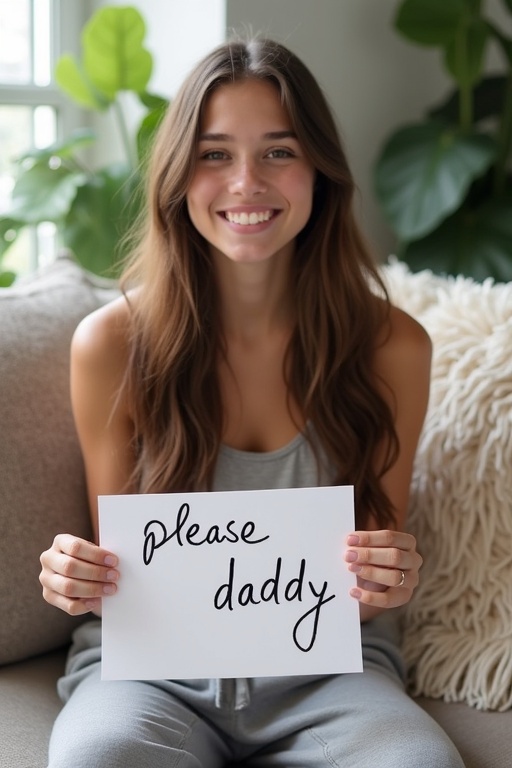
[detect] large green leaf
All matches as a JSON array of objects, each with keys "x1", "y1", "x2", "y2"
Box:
[
  {"x1": 486, "y1": 19, "x2": 512, "y2": 65},
  {"x1": 62, "y1": 164, "x2": 142, "y2": 275},
  {"x1": 55, "y1": 56, "x2": 109, "y2": 111},
  {"x1": 137, "y1": 108, "x2": 168, "y2": 165},
  {"x1": 444, "y1": 17, "x2": 489, "y2": 87},
  {"x1": 137, "y1": 91, "x2": 169, "y2": 111},
  {"x1": 0, "y1": 270, "x2": 16, "y2": 287},
  {"x1": 395, "y1": 0, "x2": 472, "y2": 46},
  {"x1": 375, "y1": 121, "x2": 496, "y2": 240},
  {"x1": 136, "y1": 91, "x2": 169, "y2": 163},
  {"x1": 8, "y1": 163, "x2": 85, "y2": 224},
  {"x1": 16, "y1": 129, "x2": 96, "y2": 164},
  {"x1": 400, "y1": 196, "x2": 512, "y2": 281},
  {"x1": 83, "y1": 6, "x2": 152, "y2": 99}
]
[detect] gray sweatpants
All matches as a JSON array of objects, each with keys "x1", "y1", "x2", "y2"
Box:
[{"x1": 48, "y1": 614, "x2": 464, "y2": 768}]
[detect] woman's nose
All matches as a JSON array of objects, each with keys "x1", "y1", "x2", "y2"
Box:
[{"x1": 228, "y1": 159, "x2": 267, "y2": 196}]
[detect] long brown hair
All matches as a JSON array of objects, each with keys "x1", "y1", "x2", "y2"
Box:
[{"x1": 121, "y1": 38, "x2": 398, "y2": 529}]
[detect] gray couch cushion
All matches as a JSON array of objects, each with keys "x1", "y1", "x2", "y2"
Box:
[
  {"x1": 0, "y1": 650, "x2": 66, "y2": 768},
  {"x1": 0, "y1": 256, "x2": 118, "y2": 665},
  {"x1": 417, "y1": 697, "x2": 512, "y2": 768}
]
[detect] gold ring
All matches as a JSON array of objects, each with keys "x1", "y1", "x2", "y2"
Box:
[{"x1": 398, "y1": 569, "x2": 406, "y2": 587}]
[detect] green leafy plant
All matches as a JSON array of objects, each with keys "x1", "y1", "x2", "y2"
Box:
[
  {"x1": 0, "y1": 5, "x2": 168, "y2": 281},
  {"x1": 374, "y1": 0, "x2": 512, "y2": 281}
]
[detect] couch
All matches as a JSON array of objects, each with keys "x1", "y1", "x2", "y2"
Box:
[{"x1": 0, "y1": 256, "x2": 510, "y2": 767}]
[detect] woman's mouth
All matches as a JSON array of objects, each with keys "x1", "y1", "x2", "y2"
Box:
[{"x1": 223, "y1": 210, "x2": 275, "y2": 225}]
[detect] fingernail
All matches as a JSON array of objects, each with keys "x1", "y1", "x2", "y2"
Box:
[
  {"x1": 84, "y1": 600, "x2": 98, "y2": 611},
  {"x1": 348, "y1": 564, "x2": 362, "y2": 573},
  {"x1": 104, "y1": 555, "x2": 117, "y2": 567},
  {"x1": 103, "y1": 584, "x2": 116, "y2": 595},
  {"x1": 350, "y1": 588, "x2": 362, "y2": 599},
  {"x1": 347, "y1": 535, "x2": 360, "y2": 546},
  {"x1": 106, "y1": 570, "x2": 118, "y2": 581},
  {"x1": 345, "y1": 550, "x2": 358, "y2": 562}
]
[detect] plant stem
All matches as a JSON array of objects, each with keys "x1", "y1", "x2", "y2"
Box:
[
  {"x1": 455, "y1": 25, "x2": 473, "y2": 131},
  {"x1": 484, "y1": 20, "x2": 512, "y2": 194},
  {"x1": 459, "y1": 82, "x2": 473, "y2": 132},
  {"x1": 494, "y1": 73, "x2": 512, "y2": 195},
  {"x1": 113, "y1": 99, "x2": 137, "y2": 171}
]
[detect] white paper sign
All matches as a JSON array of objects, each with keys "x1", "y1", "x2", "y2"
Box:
[{"x1": 99, "y1": 486, "x2": 362, "y2": 680}]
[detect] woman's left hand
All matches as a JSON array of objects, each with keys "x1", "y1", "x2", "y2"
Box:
[{"x1": 345, "y1": 529, "x2": 422, "y2": 610}]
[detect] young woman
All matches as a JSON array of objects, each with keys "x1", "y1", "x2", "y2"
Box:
[{"x1": 40, "y1": 38, "x2": 464, "y2": 768}]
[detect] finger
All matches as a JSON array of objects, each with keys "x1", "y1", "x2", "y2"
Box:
[
  {"x1": 40, "y1": 535, "x2": 120, "y2": 586},
  {"x1": 53, "y1": 533, "x2": 118, "y2": 568},
  {"x1": 348, "y1": 564, "x2": 419, "y2": 590},
  {"x1": 54, "y1": 551, "x2": 120, "y2": 584},
  {"x1": 347, "y1": 529, "x2": 416, "y2": 551},
  {"x1": 41, "y1": 587, "x2": 101, "y2": 616},
  {"x1": 350, "y1": 583, "x2": 414, "y2": 609},
  {"x1": 345, "y1": 545, "x2": 419, "y2": 572},
  {"x1": 43, "y1": 570, "x2": 117, "y2": 600}
]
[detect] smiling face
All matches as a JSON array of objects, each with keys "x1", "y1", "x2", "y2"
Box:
[{"x1": 186, "y1": 78, "x2": 315, "y2": 267}]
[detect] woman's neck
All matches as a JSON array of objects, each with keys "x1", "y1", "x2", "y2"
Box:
[{"x1": 212, "y1": 252, "x2": 295, "y2": 342}]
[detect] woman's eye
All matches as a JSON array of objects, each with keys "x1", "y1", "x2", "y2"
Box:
[
  {"x1": 201, "y1": 150, "x2": 227, "y2": 161},
  {"x1": 267, "y1": 148, "x2": 293, "y2": 159}
]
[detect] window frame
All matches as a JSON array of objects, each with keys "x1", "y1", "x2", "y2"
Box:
[
  {"x1": 0, "y1": 0, "x2": 88, "y2": 139},
  {"x1": 0, "y1": 0, "x2": 89, "y2": 271}
]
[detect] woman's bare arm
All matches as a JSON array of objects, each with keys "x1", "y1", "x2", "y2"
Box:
[
  {"x1": 40, "y1": 296, "x2": 136, "y2": 616},
  {"x1": 345, "y1": 306, "x2": 432, "y2": 622}
]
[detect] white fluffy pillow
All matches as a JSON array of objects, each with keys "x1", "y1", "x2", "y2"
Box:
[{"x1": 382, "y1": 260, "x2": 512, "y2": 712}]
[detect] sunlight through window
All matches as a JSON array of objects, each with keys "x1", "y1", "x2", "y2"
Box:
[{"x1": 0, "y1": 0, "x2": 74, "y2": 275}]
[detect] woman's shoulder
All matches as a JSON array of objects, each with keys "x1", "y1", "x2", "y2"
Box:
[
  {"x1": 386, "y1": 304, "x2": 431, "y2": 354},
  {"x1": 71, "y1": 293, "x2": 133, "y2": 369},
  {"x1": 374, "y1": 303, "x2": 432, "y2": 384}
]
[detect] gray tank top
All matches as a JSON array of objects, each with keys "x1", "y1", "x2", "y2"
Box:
[
  {"x1": 213, "y1": 427, "x2": 334, "y2": 492},
  {"x1": 211, "y1": 428, "x2": 335, "y2": 709}
]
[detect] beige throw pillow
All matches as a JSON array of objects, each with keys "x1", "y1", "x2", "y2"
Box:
[{"x1": 382, "y1": 259, "x2": 512, "y2": 712}]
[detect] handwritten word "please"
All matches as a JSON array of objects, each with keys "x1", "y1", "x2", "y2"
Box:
[{"x1": 143, "y1": 503, "x2": 270, "y2": 565}]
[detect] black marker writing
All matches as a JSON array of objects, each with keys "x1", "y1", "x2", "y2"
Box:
[
  {"x1": 213, "y1": 556, "x2": 335, "y2": 652},
  {"x1": 143, "y1": 503, "x2": 269, "y2": 565},
  {"x1": 292, "y1": 580, "x2": 335, "y2": 652}
]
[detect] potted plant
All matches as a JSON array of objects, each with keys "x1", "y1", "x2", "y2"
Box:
[
  {"x1": 374, "y1": 0, "x2": 512, "y2": 281},
  {"x1": 0, "y1": 4, "x2": 168, "y2": 284}
]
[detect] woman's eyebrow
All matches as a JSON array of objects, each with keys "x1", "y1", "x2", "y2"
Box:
[
  {"x1": 264, "y1": 131, "x2": 297, "y2": 140},
  {"x1": 198, "y1": 133, "x2": 232, "y2": 142},
  {"x1": 198, "y1": 130, "x2": 298, "y2": 142}
]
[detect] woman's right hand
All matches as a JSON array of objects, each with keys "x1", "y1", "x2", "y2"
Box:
[{"x1": 39, "y1": 534, "x2": 119, "y2": 616}]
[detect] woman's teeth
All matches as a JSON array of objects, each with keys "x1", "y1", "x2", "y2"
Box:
[{"x1": 225, "y1": 210, "x2": 273, "y2": 225}]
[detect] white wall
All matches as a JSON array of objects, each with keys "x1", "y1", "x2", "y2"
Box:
[
  {"x1": 121, "y1": 0, "x2": 226, "y2": 97},
  {"x1": 225, "y1": 0, "x2": 510, "y2": 258}
]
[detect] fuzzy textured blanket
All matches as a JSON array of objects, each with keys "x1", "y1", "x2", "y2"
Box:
[{"x1": 382, "y1": 260, "x2": 512, "y2": 712}]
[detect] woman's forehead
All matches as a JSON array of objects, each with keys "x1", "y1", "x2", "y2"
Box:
[{"x1": 199, "y1": 79, "x2": 292, "y2": 135}]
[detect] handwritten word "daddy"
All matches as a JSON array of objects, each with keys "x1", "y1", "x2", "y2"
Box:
[
  {"x1": 143, "y1": 503, "x2": 270, "y2": 565},
  {"x1": 214, "y1": 556, "x2": 335, "y2": 652}
]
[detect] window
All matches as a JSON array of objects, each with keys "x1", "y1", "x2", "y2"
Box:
[{"x1": 0, "y1": 0, "x2": 86, "y2": 274}]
